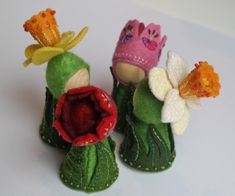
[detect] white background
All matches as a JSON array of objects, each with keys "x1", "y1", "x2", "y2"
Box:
[{"x1": 0, "y1": 0, "x2": 234, "y2": 196}]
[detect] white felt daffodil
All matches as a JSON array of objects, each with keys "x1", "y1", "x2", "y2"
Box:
[{"x1": 148, "y1": 51, "x2": 220, "y2": 135}]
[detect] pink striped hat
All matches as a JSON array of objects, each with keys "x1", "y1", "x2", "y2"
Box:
[{"x1": 112, "y1": 19, "x2": 167, "y2": 85}]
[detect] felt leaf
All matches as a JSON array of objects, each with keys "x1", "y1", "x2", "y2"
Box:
[
  {"x1": 55, "y1": 31, "x2": 75, "y2": 48},
  {"x1": 24, "y1": 44, "x2": 42, "y2": 58},
  {"x1": 64, "y1": 27, "x2": 88, "y2": 51},
  {"x1": 148, "y1": 67, "x2": 172, "y2": 101},
  {"x1": 32, "y1": 47, "x2": 64, "y2": 65},
  {"x1": 133, "y1": 78, "x2": 163, "y2": 125},
  {"x1": 161, "y1": 89, "x2": 186, "y2": 123},
  {"x1": 166, "y1": 50, "x2": 188, "y2": 88},
  {"x1": 171, "y1": 109, "x2": 189, "y2": 135},
  {"x1": 185, "y1": 97, "x2": 201, "y2": 110},
  {"x1": 60, "y1": 139, "x2": 118, "y2": 192}
]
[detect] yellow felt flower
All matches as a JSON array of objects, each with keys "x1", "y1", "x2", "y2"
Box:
[
  {"x1": 23, "y1": 8, "x2": 88, "y2": 67},
  {"x1": 148, "y1": 51, "x2": 221, "y2": 135}
]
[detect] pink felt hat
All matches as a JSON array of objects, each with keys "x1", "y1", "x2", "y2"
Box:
[{"x1": 112, "y1": 19, "x2": 167, "y2": 85}]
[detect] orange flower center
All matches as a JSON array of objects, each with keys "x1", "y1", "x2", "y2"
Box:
[
  {"x1": 23, "y1": 8, "x2": 61, "y2": 46},
  {"x1": 179, "y1": 61, "x2": 221, "y2": 99}
]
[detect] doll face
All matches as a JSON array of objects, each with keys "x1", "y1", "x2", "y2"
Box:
[
  {"x1": 115, "y1": 62, "x2": 145, "y2": 84},
  {"x1": 64, "y1": 68, "x2": 89, "y2": 92}
]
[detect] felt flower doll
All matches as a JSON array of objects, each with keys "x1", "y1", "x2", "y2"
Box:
[
  {"x1": 120, "y1": 51, "x2": 221, "y2": 172},
  {"x1": 111, "y1": 20, "x2": 167, "y2": 133},
  {"x1": 23, "y1": 9, "x2": 90, "y2": 149},
  {"x1": 54, "y1": 86, "x2": 119, "y2": 192}
]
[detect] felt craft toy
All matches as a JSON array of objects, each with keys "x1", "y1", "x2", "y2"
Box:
[
  {"x1": 23, "y1": 9, "x2": 89, "y2": 149},
  {"x1": 54, "y1": 86, "x2": 119, "y2": 192},
  {"x1": 111, "y1": 19, "x2": 167, "y2": 134},
  {"x1": 120, "y1": 51, "x2": 221, "y2": 172}
]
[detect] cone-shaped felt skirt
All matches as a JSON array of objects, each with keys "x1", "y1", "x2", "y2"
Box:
[
  {"x1": 40, "y1": 88, "x2": 69, "y2": 149},
  {"x1": 120, "y1": 78, "x2": 175, "y2": 171},
  {"x1": 59, "y1": 137, "x2": 119, "y2": 192}
]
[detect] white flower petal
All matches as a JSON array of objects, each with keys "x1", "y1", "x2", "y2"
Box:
[
  {"x1": 148, "y1": 67, "x2": 173, "y2": 101},
  {"x1": 161, "y1": 89, "x2": 186, "y2": 123},
  {"x1": 171, "y1": 109, "x2": 190, "y2": 135},
  {"x1": 166, "y1": 50, "x2": 189, "y2": 88},
  {"x1": 186, "y1": 98, "x2": 201, "y2": 110}
]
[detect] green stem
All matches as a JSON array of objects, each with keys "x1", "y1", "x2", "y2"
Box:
[{"x1": 59, "y1": 137, "x2": 119, "y2": 192}]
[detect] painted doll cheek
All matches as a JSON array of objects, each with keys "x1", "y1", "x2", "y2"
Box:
[
  {"x1": 64, "y1": 68, "x2": 89, "y2": 92},
  {"x1": 115, "y1": 62, "x2": 145, "y2": 84}
]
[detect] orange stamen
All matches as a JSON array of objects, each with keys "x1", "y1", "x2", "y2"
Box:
[
  {"x1": 179, "y1": 61, "x2": 221, "y2": 99},
  {"x1": 23, "y1": 8, "x2": 61, "y2": 46}
]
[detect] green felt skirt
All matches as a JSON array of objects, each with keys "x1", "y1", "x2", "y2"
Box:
[
  {"x1": 120, "y1": 114, "x2": 176, "y2": 172},
  {"x1": 39, "y1": 88, "x2": 69, "y2": 150},
  {"x1": 59, "y1": 137, "x2": 119, "y2": 192},
  {"x1": 112, "y1": 79, "x2": 135, "y2": 134}
]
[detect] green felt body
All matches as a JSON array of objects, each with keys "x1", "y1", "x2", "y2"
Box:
[
  {"x1": 59, "y1": 137, "x2": 119, "y2": 193},
  {"x1": 111, "y1": 67, "x2": 135, "y2": 134},
  {"x1": 46, "y1": 52, "x2": 90, "y2": 99},
  {"x1": 120, "y1": 78, "x2": 176, "y2": 172},
  {"x1": 40, "y1": 88, "x2": 69, "y2": 150}
]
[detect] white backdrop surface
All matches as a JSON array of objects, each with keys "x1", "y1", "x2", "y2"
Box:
[{"x1": 0, "y1": 0, "x2": 234, "y2": 196}]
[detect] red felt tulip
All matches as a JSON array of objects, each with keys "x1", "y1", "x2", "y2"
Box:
[{"x1": 54, "y1": 86, "x2": 117, "y2": 147}]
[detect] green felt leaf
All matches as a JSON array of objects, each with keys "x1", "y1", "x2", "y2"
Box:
[
  {"x1": 111, "y1": 78, "x2": 135, "y2": 133},
  {"x1": 46, "y1": 52, "x2": 90, "y2": 99},
  {"x1": 39, "y1": 88, "x2": 69, "y2": 150},
  {"x1": 59, "y1": 137, "x2": 119, "y2": 193},
  {"x1": 133, "y1": 78, "x2": 163, "y2": 125},
  {"x1": 120, "y1": 114, "x2": 175, "y2": 172}
]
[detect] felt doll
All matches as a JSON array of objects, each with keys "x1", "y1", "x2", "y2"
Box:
[
  {"x1": 120, "y1": 51, "x2": 221, "y2": 172},
  {"x1": 111, "y1": 19, "x2": 167, "y2": 134},
  {"x1": 23, "y1": 9, "x2": 89, "y2": 149},
  {"x1": 23, "y1": 9, "x2": 119, "y2": 192},
  {"x1": 53, "y1": 86, "x2": 119, "y2": 192}
]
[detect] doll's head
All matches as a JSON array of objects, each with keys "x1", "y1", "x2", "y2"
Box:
[
  {"x1": 112, "y1": 19, "x2": 167, "y2": 86},
  {"x1": 23, "y1": 8, "x2": 90, "y2": 99},
  {"x1": 46, "y1": 52, "x2": 90, "y2": 99}
]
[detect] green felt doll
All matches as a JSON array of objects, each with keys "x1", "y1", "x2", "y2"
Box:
[
  {"x1": 53, "y1": 86, "x2": 119, "y2": 192},
  {"x1": 111, "y1": 19, "x2": 167, "y2": 134},
  {"x1": 23, "y1": 9, "x2": 119, "y2": 192},
  {"x1": 120, "y1": 50, "x2": 221, "y2": 171},
  {"x1": 23, "y1": 9, "x2": 89, "y2": 149}
]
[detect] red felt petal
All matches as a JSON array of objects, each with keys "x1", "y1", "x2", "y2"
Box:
[
  {"x1": 53, "y1": 120, "x2": 73, "y2": 143},
  {"x1": 73, "y1": 133, "x2": 99, "y2": 147},
  {"x1": 96, "y1": 116, "x2": 116, "y2": 139},
  {"x1": 54, "y1": 85, "x2": 118, "y2": 146},
  {"x1": 67, "y1": 85, "x2": 97, "y2": 96},
  {"x1": 95, "y1": 89, "x2": 117, "y2": 116},
  {"x1": 55, "y1": 94, "x2": 66, "y2": 118}
]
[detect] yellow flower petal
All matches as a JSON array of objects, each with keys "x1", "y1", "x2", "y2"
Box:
[
  {"x1": 24, "y1": 44, "x2": 42, "y2": 58},
  {"x1": 55, "y1": 31, "x2": 75, "y2": 48},
  {"x1": 23, "y1": 58, "x2": 32, "y2": 67},
  {"x1": 64, "y1": 27, "x2": 88, "y2": 51},
  {"x1": 32, "y1": 47, "x2": 64, "y2": 65}
]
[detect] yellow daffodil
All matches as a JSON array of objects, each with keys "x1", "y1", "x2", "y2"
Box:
[{"x1": 23, "y1": 8, "x2": 88, "y2": 67}]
